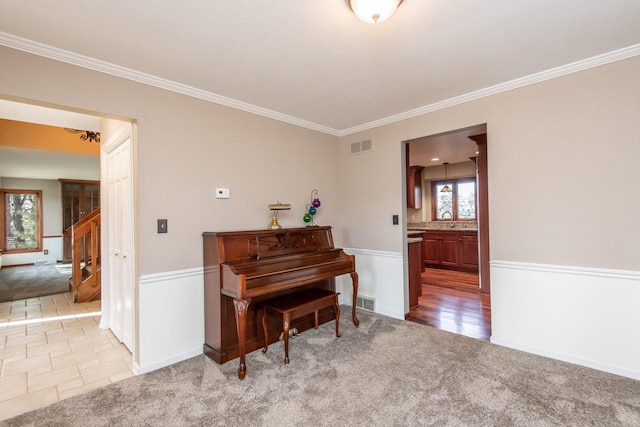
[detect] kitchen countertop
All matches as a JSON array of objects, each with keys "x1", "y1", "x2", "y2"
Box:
[
  {"x1": 408, "y1": 222, "x2": 477, "y2": 232},
  {"x1": 407, "y1": 237, "x2": 423, "y2": 244}
]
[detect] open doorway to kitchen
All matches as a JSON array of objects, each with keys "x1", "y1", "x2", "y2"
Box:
[{"x1": 404, "y1": 124, "x2": 491, "y2": 341}]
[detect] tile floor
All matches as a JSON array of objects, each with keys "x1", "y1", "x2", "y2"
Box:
[{"x1": 0, "y1": 292, "x2": 133, "y2": 421}]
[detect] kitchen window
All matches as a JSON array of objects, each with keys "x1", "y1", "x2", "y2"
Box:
[
  {"x1": 1, "y1": 189, "x2": 43, "y2": 253},
  {"x1": 432, "y1": 179, "x2": 476, "y2": 221}
]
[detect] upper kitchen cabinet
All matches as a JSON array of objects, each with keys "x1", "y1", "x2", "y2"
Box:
[{"x1": 407, "y1": 165, "x2": 424, "y2": 209}]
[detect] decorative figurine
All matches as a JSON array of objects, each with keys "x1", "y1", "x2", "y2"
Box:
[{"x1": 303, "y1": 189, "x2": 321, "y2": 226}]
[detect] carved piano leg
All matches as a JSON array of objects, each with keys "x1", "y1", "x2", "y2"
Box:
[
  {"x1": 261, "y1": 308, "x2": 269, "y2": 354},
  {"x1": 283, "y1": 315, "x2": 291, "y2": 364},
  {"x1": 350, "y1": 272, "x2": 360, "y2": 327},
  {"x1": 335, "y1": 295, "x2": 342, "y2": 337},
  {"x1": 232, "y1": 298, "x2": 249, "y2": 379}
]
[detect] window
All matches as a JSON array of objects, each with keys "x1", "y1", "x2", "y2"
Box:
[
  {"x1": 1, "y1": 190, "x2": 43, "y2": 253},
  {"x1": 432, "y1": 179, "x2": 476, "y2": 221}
]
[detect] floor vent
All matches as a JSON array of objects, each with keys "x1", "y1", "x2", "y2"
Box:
[
  {"x1": 34, "y1": 260, "x2": 56, "y2": 266},
  {"x1": 356, "y1": 295, "x2": 375, "y2": 312}
]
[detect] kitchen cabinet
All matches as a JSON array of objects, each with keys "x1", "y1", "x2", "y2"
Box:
[
  {"x1": 459, "y1": 232, "x2": 479, "y2": 269},
  {"x1": 406, "y1": 166, "x2": 424, "y2": 209},
  {"x1": 423, "y1": 230, "x2": 478, "y2": 272}
]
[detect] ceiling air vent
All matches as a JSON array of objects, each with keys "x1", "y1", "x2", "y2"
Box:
[{"x1": 350, "y1": 139, "x2": 372, "y2": 155}]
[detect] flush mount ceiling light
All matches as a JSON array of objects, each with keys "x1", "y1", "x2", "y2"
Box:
[{"x1": 347, "y1": 0, "x2": 404, "y2": 24}]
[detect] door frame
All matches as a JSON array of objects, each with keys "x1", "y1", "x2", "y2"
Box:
[
  {"x1": 404, "y1": 125, "x2": 490, "y2": 294},
  {"x1": 100, "y1": 121, "x2": 136, "y2": 357}
]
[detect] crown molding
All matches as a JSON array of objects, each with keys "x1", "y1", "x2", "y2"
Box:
[
  {"x1": 2, "y1": 32, "x2": 639, "y2": 138},
  {"x1": 0, "y1": 32, "x2": 340, "y2": 136},
  {"x1": 338, "y1": 43, "x2": 640, "y2": 136}
]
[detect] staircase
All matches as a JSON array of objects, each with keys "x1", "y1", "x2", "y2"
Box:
[{"x1": 68, "y1": 208, "x2": 101, "y2": 303}]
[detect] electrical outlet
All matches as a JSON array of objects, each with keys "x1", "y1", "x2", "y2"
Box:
[
  {"x1": 157, "y1": 219, "x2": 168, "y2": 233},
  {"x1": 44, "y1": 249, "x2": 49, "y2": 255}
]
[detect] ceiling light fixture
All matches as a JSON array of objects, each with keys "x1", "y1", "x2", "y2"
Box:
[
  {"x1": 347, "y1": 0, "x2": 403, "y2": 24},
  {"x1": 440, "y1": 162, "x2": 452, "y2": 193}
]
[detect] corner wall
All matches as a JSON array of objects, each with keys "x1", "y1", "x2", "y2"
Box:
[{"x1": 338, "y1": 56, "x2": 640, "y2": 378}]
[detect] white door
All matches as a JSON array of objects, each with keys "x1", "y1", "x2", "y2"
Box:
[{"x1": 105, "y1": 129, "x2": 134, "y2": 351}]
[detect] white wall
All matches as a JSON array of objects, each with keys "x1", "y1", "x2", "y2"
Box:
[
  {"x1": 2, "y1": 46, "x2": 640, "y2": 379},
  {"x1": 339, "y1": 56, "x2": 640, "y2": 379},
  {"x1": 0, "y1": 46, "x2": 340, "y2": 373},
  {"x1": 491, "y1": 261, "x2": 640, "y2": 380}
]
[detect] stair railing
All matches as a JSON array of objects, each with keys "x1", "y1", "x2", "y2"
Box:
[{"x1": 70, "y1": 208, "x2": 101, "y2": 303}]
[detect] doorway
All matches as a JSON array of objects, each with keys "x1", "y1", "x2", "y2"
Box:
[
  {"x1": 0, "y1": 99, "x2": 136, "y2": 347},
  {"x1": 404, "y1": 124, "x2": 491, "y2": 340}
]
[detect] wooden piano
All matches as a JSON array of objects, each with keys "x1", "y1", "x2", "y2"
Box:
[{"x1": 203, "y1": 226, "x2": 359, "y2": 379}]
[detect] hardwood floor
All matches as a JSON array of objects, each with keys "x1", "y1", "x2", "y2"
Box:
[{"x1": 407, "y1": 268, "x2": 491, "y2": 341}]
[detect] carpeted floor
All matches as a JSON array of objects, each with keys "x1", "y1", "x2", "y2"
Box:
[
  {"x1": 2, "y1": 309, "x2": 639, "y2": 426},
  {"x1": 0, "y1": 264, "x2": 71, "y2": 303}
]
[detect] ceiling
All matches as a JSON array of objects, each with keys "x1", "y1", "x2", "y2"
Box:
[{"x1": 1, "y1": 1, "x2": 640, "y2": 136}]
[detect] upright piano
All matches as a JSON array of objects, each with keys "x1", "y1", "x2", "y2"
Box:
[{"x1": 203, "y1": 226, "x2": 359, "y2": 379}]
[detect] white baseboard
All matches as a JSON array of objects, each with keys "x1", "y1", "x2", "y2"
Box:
[
  {"x1": 133, "y1": 346, "x2": 203, "y2": 375},
  {"x1": 137, "y1": 267, "x2": 205, "y2": 374},
  {"x1": 490, "y1": 336, "x2": 640, "y2": 381},
  {"x1": 339, "y1": 248, "x2": 404, "y2": 319},
  {"x1": 490, "y1": 260, "x2": 640, "y2": 380}
]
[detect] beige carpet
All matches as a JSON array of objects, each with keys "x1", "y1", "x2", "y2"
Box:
[
  {"x1": 2, "y1": 309, "x2": 639, "y2": 426},
  {"x1": 0, "y1": 264, "x2": 70, "y2": 303}
]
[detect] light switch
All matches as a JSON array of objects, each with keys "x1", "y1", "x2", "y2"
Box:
[
  {"x1": 157, "y1": 219, "x2": 168, "y2": 233},
  {"x1": 392, "y1": 215, "x2": 399, "y2": 225},
  {"x1": 216, "y1": 188, "x2": 230, "y2": 199}
]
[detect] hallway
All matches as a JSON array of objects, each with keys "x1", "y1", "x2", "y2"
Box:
[
  {"x1": 407, "y1": 268, "x2": 491, "y2": 341},
  {"x1": 0, "y1": 292, "x2": 132, "y2": 421}
]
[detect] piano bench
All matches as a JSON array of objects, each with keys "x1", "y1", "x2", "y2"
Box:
[{"x1": 260, "y1": 288, "x2": 341, "y2": 364}]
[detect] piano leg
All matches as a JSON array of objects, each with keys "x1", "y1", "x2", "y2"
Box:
[
  {"x1": 232, "y1": 298, "x2": 249, "y2": 379},
  {"x1": 350, "y1": 272, "x2": 360, "y2": 327}
]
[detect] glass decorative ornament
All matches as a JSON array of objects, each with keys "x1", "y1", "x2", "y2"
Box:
[{"x1": 303, "y1": 189, "x2": 321, "y2": 226}]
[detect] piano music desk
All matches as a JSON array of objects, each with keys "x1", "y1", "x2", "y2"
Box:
[{"x1": 260, "y1": 288, "x2": 341, "y2": 364}]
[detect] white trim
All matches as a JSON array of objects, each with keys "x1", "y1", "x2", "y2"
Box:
[
  {"x1": 491, "y1": 259, "x2": 640, "y2": 281},
  {"x1": 490, "y1": 337, "x2": 640, "y2": 381},
  {"x1": 139, "y1": 266, "x2": 205, "y2": 285},
  {"x1": 132, "y1": 347, "x2": 202, "y2": 375},
  {"x1": 343, "y1": 247, "x2": 402, "y2": 259},
  {"x1": 490, "y1": 261, "x2": 640, "y2": 380},
  {"x1": 2, "y1": 31, "x2": 639, "y2": 137},
  {"x1": 339, "y1": 43, "x2": 640, "y2": 135},
  {"x1": 0, "y1": 32, "x2": 338, "y2": 137}
]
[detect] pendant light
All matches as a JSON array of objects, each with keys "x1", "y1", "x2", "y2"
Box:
[{"x1": 440, "y1": 162, "x2": 452, "y2": 193}]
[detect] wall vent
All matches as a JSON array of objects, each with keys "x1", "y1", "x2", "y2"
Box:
[
  {"x1": 350, "y1": 139, "x2": 373, "y2": 155},
  {"x1": 356, "y1": 295, "x2": 375, "y2": 312},
  {"x1": 350, "y1": 141, "x2": 361, "y2": 154}
]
